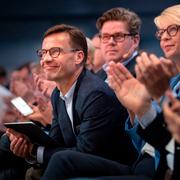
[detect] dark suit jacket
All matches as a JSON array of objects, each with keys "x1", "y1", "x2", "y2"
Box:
[
  {"x1": 96, "y1": 55, "x2": 137, "y2": 80},
  {"x1": 137, "y1": 113, "x2": 180, "y2": 180},
  {"x1": 43, "y1": 69, "x2": 138, "y2": 166}
]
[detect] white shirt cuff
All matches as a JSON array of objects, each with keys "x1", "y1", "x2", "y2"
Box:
[
  {"x1": 37, "y1": 146, "x2": 44, "y2": 164},
  {"x1": 138, "y1": 105, "x2": 157, "y2": 129}
]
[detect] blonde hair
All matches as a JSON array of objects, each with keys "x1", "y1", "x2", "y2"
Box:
[{"x1": 154, "y1": 5, "x2": 180, "y2": 27}]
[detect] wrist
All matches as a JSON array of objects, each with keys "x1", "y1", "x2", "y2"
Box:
[
  {"x1": 137, "y1": 103, "x2": 151, "y2": 119},
  {"x1": 30, "y1": 144, "x2": 38, "y2": 158}
]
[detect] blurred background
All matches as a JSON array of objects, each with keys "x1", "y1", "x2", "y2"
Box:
[{"x1": 0, "y1": 0, "x2": 179, "y2": 72}]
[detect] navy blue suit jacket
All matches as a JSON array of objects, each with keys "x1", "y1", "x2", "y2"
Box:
[{"x1": 43, "y1": 69, "x2": 137, "y2": 166}]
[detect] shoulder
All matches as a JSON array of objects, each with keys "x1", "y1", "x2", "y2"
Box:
[
  {"x1": 78, "y1": 70, "x2": 113, "y2": 97},
  {"x1": 95, "y1": 69, "x2": 107, "y2": 80},
  {"x1": 75, "y1": 70, "x2": 121, "y2": 108}
]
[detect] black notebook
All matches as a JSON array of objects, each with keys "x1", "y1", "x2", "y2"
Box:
[{"x1": 4, "y1": 121, "x2": 58, "y2": 147}]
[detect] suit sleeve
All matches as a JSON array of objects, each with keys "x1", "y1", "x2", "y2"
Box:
[{"x1": 137, "y1": 112, "x2": 172, "y2": 153}]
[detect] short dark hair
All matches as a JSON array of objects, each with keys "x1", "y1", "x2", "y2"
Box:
[
  {"x1": 96, "y1": 7, "x2": 141, "y2": 35},
  {"x1": 44, "y1": 24, "x2": 88, "y2": 64}
]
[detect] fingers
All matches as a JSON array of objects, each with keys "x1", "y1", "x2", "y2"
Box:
[
  {"x1": 6, "y1": 129, "x2": 22, "y2": 138},
  {"x1": 160, "y1": 58, "x2": 178, "y2": 77},
  {"x1": 10, "y1": 137, "x2": 29, "y2": 157},
  {"x1": 136, "y1": 52, "x2": 161, "y2": 83},
  {"x1": 6, "y1": 129, "x2": 31, "y2": 158},
  {"x1": 108, "y1": 61, "x2": 133, "y2": 80},
  {"x1": 163, "y1": 91, "x2": 180, "y2": 141},
  {"x1": 165, "y1": 91, "x2": 180, "y2": 113},
  {"x1": 107, "y1": 61, "x2": 132, "y2": 92}
]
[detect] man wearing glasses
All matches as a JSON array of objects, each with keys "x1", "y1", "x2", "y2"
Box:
[
  {"x1": 40, "y1": 9, "x2": 155, "y2": 180},
  {"x1": 96, "y1": 7, "x2": 141, "y2": 80},
  {"x1": 0, "y1": 24, "x2": 137, "y2": 179}
]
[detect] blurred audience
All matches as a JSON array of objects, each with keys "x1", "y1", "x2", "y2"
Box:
[
  {"x1": 0, "y1": 65, "x2": 8, "y2": 87},
  {"x1": 85, "y1": 37, "x2": 95, "y2": 72},
  {"x1": 91, "y1": 34, "x2": 104, "y2": 73}
]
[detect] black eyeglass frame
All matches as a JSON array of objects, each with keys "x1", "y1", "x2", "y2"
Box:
[
  {"x1": 36, "y1": 47, "x2": 79, "y2": 59},
  {"x1": 99, "y1": 32, "x2": 136, "y2": 43}
]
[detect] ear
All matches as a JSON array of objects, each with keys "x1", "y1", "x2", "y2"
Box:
[
  {"x1": 75, "y1": 50, "x2": 84, "y2": 65},
  {"x1": 132, "y1": 34, "x2": 140, "y2": 48}
]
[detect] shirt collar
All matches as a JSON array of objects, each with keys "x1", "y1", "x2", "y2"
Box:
[
  {"x1": 103, "y1": 50, "x2": 138, "y2": 72},
  {"x1": 59, "y1": 81, "x2": 77, "y2": 101},
  {"x1": 123, "y1": 50, "x2": 138, "y2": 66},
  {"x1": 165, "y1": 138, "x2": 175, "y2": 154}
]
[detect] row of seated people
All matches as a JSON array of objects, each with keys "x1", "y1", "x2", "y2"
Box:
[{"x1": 0, "y1": 4, "x2": 179, "y2": 180}]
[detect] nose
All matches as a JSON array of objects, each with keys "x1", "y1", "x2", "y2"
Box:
[
  {"x1": 41, "y1": 51, "x2": 53, "y2": 62},
  {"x1": 107, "y1": 36, "x2": 116, "y2": 44},
  {"x1": 161, "y1": 30, "x2": 171, "y2": 41}
]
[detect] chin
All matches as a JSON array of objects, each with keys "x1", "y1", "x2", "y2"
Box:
[
  {"x1": 45, "y1": 75, "x2": 55, "y2": 81},
  {"x1": 165, "y1": 52, "x2": 174, "y2": 60}
]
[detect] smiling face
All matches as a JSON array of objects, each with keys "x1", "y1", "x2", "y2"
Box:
[
  {"x1": 100, "y1": 21, "x2": 140, "y2": 64},
  {"x1": 40, "y1": 32, "x2": 82, "y2": 84},
  {"x1": 157, "y1": 17, "x2": 180, "y2": 62}
]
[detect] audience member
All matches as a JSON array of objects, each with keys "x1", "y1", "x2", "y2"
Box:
[
  {"x1": 40, "y1": 8, "x2": 156, "y2": 180},
  {"x1": 96, "y1": 7, "x2": 141, "y2": 81},
  {"x1": 0, "y1": 24, "x2": 137, "y2": 180},
  {"x1": 91, "y1": 34, "x2": 104, "y2": 73},
  {"x1": 85, "y1": 37, "x2": 95, "y2": 71},
  {"x1": 108, "y1": 4, "x2": 180, "y2": 180}
]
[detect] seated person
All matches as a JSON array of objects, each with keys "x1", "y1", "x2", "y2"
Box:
[{"x1": 0, "y1": 24, "x2": 137, "y2": 180}]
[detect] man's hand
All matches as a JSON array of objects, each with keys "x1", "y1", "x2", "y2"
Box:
[
  {"x1": 135, "y1": 52, "x2": 178, "y2": 100},
  {"x1": 6, "y1": 128, "x2": 33, "y2": 158},
  {"x1": 28, "y1": 100, "x2": 52, "y2": 126},
  {"x1": 107, "y1": 61, "x2": 151, "y2": 119}
]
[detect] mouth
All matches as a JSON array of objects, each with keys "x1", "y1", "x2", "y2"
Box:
[
  {"x1": 106, "y1": 50, "x2": 118, "y2": 55},
  {"x1": 43, "y1": 66, "x2": 59, "y2": 71},
  {"x1": 164, "y1": 44, "x2": 174, "y2": 52}
]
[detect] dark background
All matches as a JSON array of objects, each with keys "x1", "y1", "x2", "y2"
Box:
[{"x1": 0, "y1": 0, "x2": 179, "y2": 71}]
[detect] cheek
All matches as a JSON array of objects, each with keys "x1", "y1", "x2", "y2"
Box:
[
  {"x1": 101, "y1": 44, "x2": 106, "y2": 53},
  {"x1": 40, "y1": 60, "x2": 44, "y2": 67},
  {"x1": 176, "y1": 40, "x2": 180, "y2": 52},
  {"x1": 160, "y1": 42, "x2": 165, "y2": 52}
]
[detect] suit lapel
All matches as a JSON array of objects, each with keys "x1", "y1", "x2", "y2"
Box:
[
  {"x1": 71, "y1": 68, "x2": 86, "y2": 135},
  {"x1": 58, "y1": 97, "x2": 76, "y2": 146},
  {"x1": 125, "y1": 54, "x2": 138, "y2": 77},
  {"x1": 96, "y1": 69, "x2": 107, "y2": 80}
]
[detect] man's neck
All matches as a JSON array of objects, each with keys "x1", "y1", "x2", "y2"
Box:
[{"x1": 56, "y1": 67, "x2": 83, "y2": 96}]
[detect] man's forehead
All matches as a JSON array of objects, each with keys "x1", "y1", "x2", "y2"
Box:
[
  {"x1": 42, "y1": 33, "x2": 70, "y2": 47},
  {"x1": 101, "y1": 21, "x2": 128, "y2": 32}
]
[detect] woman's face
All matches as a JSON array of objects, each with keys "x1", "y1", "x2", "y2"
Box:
[{"x1": 157, "y1": 17, "x2": 180, "y2": 62}]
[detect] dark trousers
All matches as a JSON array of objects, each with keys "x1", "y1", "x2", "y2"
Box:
[{"x1": 41, "y1": 150, "x2": 155, "y2": 180}]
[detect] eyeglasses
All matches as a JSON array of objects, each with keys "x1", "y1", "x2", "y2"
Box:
[
  {"x1": 36, "y1": 47, "x2": 79, "y2": 59},
  {"x1": 99, "y1": 32, "x2": 135, "y2": 43},
  {"x1": 155, "y1": 24, "x2": 180, "y2": 40}
]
